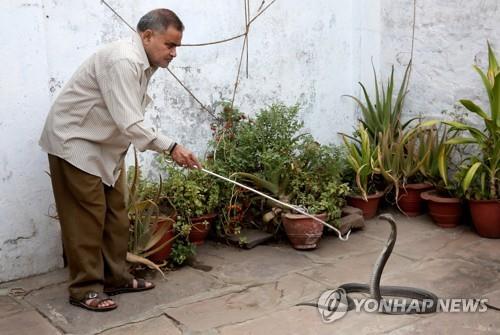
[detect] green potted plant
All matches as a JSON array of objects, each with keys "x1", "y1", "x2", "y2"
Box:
[
  {"x1": 159, "y1": 160, "x2": 221, "y2": 245},
  {"x1": 438, "y1": 43, "x2": 500, "y2": 237},
  {"x1": 344, "y1": 61, "x2": 426, "y2": 217},
  {"x1": 126, "y1": 151, "x2": 176, "y2": 272},
  {"x1": 340, "y1": 123, "x2": 384, "y2": 219},
  {"x1": 419, "y1": 125, "x2": 464, "y2": 228},
  {"x1": 235, "y1": 136, "x2": 349, "y2": 249},
  {"x1": 377, "y1": 126, "x2": 432, "y2": 216},
  {"x1": 209, "y1": 103, "x2": 350, "y2": 248},
  {"x1": 207, "y1": 102, "x2": 306, "y2": 237},
  {"x1": 282, "y1": 138, "x2": 349, "y2": 249}
]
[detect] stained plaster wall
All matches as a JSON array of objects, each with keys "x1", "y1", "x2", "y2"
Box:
[
  {"x1": 0, "y1": 0, "x2": 380, "y2": 282},
  {"x1": 380, "y1": 0, "x2": 500, "y2": 124}
]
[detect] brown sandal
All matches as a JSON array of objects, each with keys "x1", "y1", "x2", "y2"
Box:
[
  {"x1": 69, "y1": 291, "x2": 117, "y2": 312},
  {"x1": 104, "y1": 278, "x2": 155, "y2": 296}
]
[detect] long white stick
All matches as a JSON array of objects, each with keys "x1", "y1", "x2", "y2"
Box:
[{"x1": 200, "y1": 168, "x2": 351, "y2": 241}]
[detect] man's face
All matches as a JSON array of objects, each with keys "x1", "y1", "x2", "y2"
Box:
[{"x1": 140, "y1": 26, "x2": 182, "y2": 68}]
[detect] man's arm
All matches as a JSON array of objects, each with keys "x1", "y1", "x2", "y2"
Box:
[{"x1": 99, "y1": 59, "x2": 201, "y2": 168}]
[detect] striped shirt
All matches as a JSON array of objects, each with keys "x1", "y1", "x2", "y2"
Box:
[{"x1": 39, "y1": 33, "x2": 175, "y2": 186}]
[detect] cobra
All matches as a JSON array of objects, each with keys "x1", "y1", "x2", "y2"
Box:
[{"x1": 298, "y1": 213, "x2": 500, "y2": 315}]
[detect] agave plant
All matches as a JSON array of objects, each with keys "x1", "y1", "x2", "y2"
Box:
[
  {"x1": 345, "y1": 62, "x2": 415, "y2": 144},
  {"x1": 436, "y1": 43, "x2": 500, "y2": 200}
]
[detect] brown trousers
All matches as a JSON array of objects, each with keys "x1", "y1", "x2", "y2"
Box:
[{"x1": 48, "y1": 154, "x2": 133, "y2": 300}]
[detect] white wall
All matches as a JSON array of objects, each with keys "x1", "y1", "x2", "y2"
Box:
[
  {"x1": 380, "y1": 0, "x2": 500, "y2": 123},
  {"x1": 0, "y1": 0, "x2": 380, "y2": 282}
]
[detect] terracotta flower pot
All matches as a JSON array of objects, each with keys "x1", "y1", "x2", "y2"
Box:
[
  {"x1": 148, "y1": 217, "x2": 175, "y2": 264},
  {"x1": 188, "y1": 213, "x2": 218, "y2": 245},
  {"x1": 282, "y1": 212, "x2": 326, "y2": 250},
  {"x1": 420, "y1": 190, "x2": 463, "y2": 228},
  {"x1": 397, "y1": 183, "x2": 433, "y2": 216},
  {"x1": 468, "y1": 199, "x2": 500, "y2": 238},
  {"x1": 346, "y1": 191, "x2": 384, "y2": 219}
]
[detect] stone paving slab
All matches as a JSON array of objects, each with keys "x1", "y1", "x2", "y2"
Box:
[
  {"x1": 295, "y1": 232, "x2": 385, "y2": 264},
  {"x1": 226, "y1": 228, "x2": 274, "y2": 249},
  {"x1": 164, "y1": 272, "x2": 326, "y2": 332},
  {"x1": 99, "y1": 315, "x2": 182, "y2": 335},
  {"x1": 0, "y1": 296, "x2": 30, "y2": 318},
  {"x1": 382, "y1": 256, "x2": 500, "y2": 298},
  {"x1": 217, "y1": 305, "x2": 419, "y2": 335},
  {"x1": 359, "y1": 212, "x2": 452, "y2": 244},
  {"x1": 23, "y1": 266, "x2": 228, "y2": 334},
  {"x1": 298, "y1": 250, "x2": 414, "y2": 288},
  {"x1": 386, "y1": 290, "x2": 500, "y2": 334},
  {"x1": 0, "y1": 268, "x2": 68, "y2": 294},
  {"x1": 448, "y1": 237, "x2": 500, "y2": 268},
  {"x1": 392, "y1": 226, "x2": 479, "y2": 261},
  {"x1": 193, "y1": 243, "x2": 314, "y2": 285},
  {"x1": 0, "y1": 310, "x2": 62, "y2": 335},
  {"x1": 408, "y1": 227, "x2": 482, "y2": 260}
]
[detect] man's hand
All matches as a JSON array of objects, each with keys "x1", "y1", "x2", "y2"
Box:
[{"x1": 170, "y1": 144, "x2": 202, "y2": 169}]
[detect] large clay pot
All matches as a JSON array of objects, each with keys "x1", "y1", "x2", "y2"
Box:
[
  {"x1": 346, "y1": 191, "x2": 384, "y2": 219},
  {"x1": 148, "y1": 216, "x2": 175, "y2": 264},
  {"x1": 282, "y1": 212, "x2": 326, "y2": 250},
  {"x1": 469, "y1": 199, "x2": 500, "y2": 238},
  {"x1": 420, "y1": 190, "x2": 463, "y2": 228},
  {"x1": 188, "y1": 213, "x2": 218, "y2": 245},
  {"x1": 397, "y1": 183, "x2": 433, "y2": 216}
]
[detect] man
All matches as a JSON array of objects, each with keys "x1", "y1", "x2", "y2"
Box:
[{"x1": 39, "y1": 8, "x2": 200, "y2": 312}]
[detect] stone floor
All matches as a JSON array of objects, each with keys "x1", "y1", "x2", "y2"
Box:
[{"x1": 1, "y1": 211, "x2": 499, "y2": 335}]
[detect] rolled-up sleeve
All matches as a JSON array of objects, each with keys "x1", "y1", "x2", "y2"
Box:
[{"x1": 99, "y1": 59, "x2": 175, "y2": 152}]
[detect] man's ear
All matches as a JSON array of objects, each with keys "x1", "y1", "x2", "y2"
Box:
[{"x1": 140, "y1": 29, "x2": 154, "y2": 44}]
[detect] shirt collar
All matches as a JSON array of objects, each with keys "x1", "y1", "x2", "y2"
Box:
[{"x1": 131, "y1": 33, "x2": 156, "y2": 74}]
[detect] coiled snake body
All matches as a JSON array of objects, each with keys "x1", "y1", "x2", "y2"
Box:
[
  {"x1": 299, "y1": 213, "x2": 500, "y2": 315},
  {"x1": 299, "y1": 213, "x2": 439, "y2": 314}
]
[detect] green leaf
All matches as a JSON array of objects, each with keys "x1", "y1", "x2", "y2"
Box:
[
  {"x1": 445, "y1": 137, "x2": 477, "y2": 145},
  {"x1": 462, "y1": 162, "x2": 482, "y2": 192},
  {"x1": 459, "y1": 99, "x2": 490, "y2": 120},
  {"x1": 437, "y1": 144, "x2": 448, "y2": 185},
  {"x1": 491, "y1": 73, "x2": 500, "y2": 127},
  {"x1": 487, "y1": 41, "x2": 499, "y2": 76},
  {"x1": 474, "y1": 65, "x2": 492, "y2": 99},
  {"x1": 232, "y1": 172, "x2": 280, "y2": 196}
]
